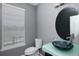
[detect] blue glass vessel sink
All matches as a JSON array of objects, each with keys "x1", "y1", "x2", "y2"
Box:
[{"x1": 52, "y1": 41, "x2": 73, "y2": 50}]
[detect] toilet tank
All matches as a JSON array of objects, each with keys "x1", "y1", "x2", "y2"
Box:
[{"x1": 35, "y1": 39, "x2": 42, "y2": 49}]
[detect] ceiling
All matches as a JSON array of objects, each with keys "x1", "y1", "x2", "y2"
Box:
[
  {"x1": 29, "y1": 3, "x2": 65, "y2": 7},
  {"x1": 29, "y1": 3, "x2": 39, "y2": 6}
]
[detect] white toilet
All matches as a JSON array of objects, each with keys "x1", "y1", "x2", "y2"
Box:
[{"x1": 25, "y1": 38, "x2": 42, "y2": 56}]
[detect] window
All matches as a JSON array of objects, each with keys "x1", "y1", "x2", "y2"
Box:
[{"x1": 1, "y1": 4, "x2": 25, "y2": 51}]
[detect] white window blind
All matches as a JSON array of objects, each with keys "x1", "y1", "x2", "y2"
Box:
[
  {"x1": 1, "y1": 4, "x2": 25, "y2": 51},
  {"x1": 70, "y1": 14, "x2": 79, "y2": 38}
]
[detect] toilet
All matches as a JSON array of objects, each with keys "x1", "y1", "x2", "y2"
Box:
[{"x1": 25, "y1": 38, "x2": 42, "y2": 56}]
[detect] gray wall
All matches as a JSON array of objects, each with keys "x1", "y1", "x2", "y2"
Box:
[
  {"x1": 1, "y1": 3, "x2": 79, "y2": 56},
  {"x1": 0, "y1": 3, "x2": 36, "y2": 56},
  {"x1": 0, "y1": 4, "x2": 2, "y2": 49},
  {"x1": 37, "y1": 3, "x2": 79, "y2": 44}
]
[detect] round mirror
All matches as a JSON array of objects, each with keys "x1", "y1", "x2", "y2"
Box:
[{"x1": 56, "y1": 7, "x2": 79, "y2": 40}]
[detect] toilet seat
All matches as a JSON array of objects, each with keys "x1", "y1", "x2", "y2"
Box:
[
  {"x1": 24, "y1": 39, "x2": 42, "y2": 56},
  {"x1": 25, "y1": 47, "x2": 38, "y2": 55}
]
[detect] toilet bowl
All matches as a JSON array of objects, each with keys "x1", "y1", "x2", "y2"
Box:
[
  {"x1": 25, "y1": 38, "x2": 42, "y2": 56},
  {"x1": 25, "y1": 47, "x2": 38, "y2": 55}
]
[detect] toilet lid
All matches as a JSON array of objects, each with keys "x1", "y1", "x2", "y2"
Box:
[{"x1": 25, "y1": 47, "x2": 37, "y2": 55}]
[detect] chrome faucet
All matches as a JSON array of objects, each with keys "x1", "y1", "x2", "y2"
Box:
[
  {"x1": 66, "y1": 33, "x2": 74, "y2": 44},
  {"x1": 70, "y1": 33, "x2": 74, "y2": 44}
]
